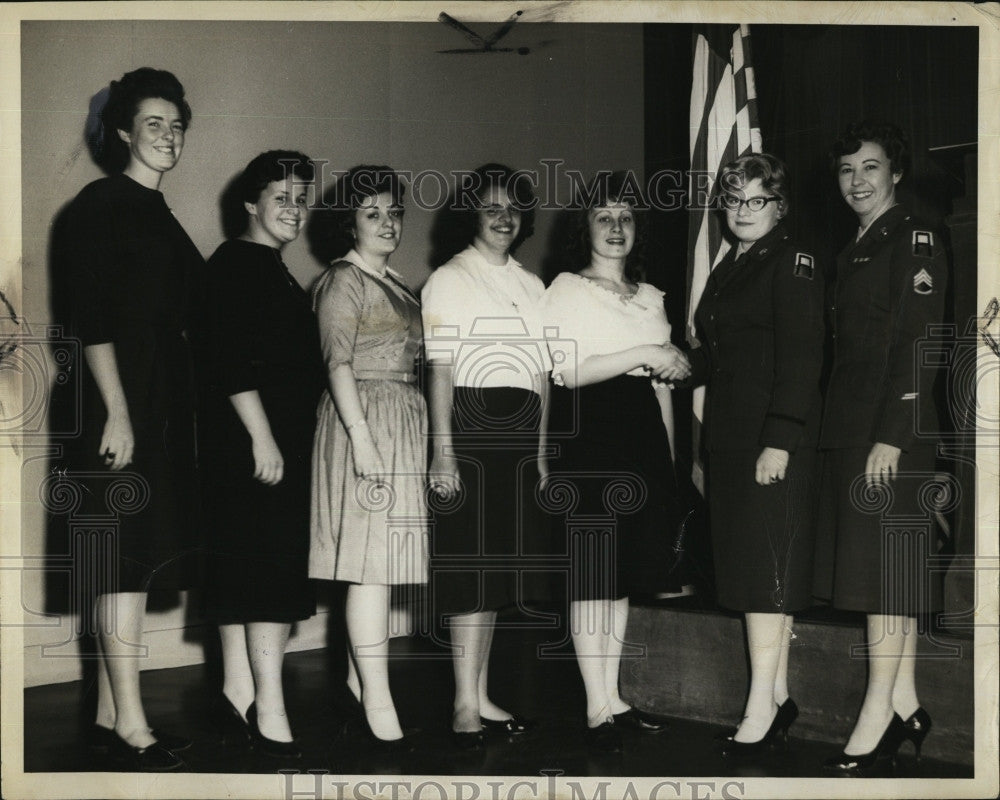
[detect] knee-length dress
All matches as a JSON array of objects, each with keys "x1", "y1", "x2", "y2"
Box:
[
  {"x1": 199, "y1": 239, "x2": 324, "y2": 623},
  {"x1": 421, "y1": 246, "x2": 552, "y2": 617},
  {"x1": 689, "y1": 223, "x2": 824, "y2": 613},
  {"x1": 541, "y1": 272, "x2": 685, "y2": 601},
  {"x1": 59, "y1": 173, "x2": 204, "y2": 595},
  {"x1": 814, "y1": 205, "x2": 948, "y2": 616},
  {"x1": 310, "y1": 251, "x2": 428, "y2": 585}
]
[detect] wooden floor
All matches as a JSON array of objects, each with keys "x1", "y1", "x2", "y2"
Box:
[{"x1": 22, "y1": 613, "x2": 971, "y2": 778}]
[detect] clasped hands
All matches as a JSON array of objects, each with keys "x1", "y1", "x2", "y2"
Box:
[{"x1": 644, "y1": 343, "x2": 691, "y2": 383}]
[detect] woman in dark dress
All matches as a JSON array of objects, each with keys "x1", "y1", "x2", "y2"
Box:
[
  {"x1": 62, "y1": 68, "x2": 202, "y2": 771},
  {"x1": 200, "y1": 151, "x2": 323, "y2": 758},
  {"x1": 541, "y1": 172, "x2": 690, "y2": 752},
  {"x1": 818, "y1": 122, "x2": 946, "y2": 773},
  {"x1": 686, "y1": 154, "x2": 824, "y2": 756},
  {"x1": 422, "y1": 165, "x2": 548, "y2": 748}
]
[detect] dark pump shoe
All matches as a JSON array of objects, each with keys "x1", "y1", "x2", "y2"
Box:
[
  {"x1": 209, "y1": 693, "x2": 252, "y2": 747},
  {"x1": 613, "y1": 708, "x2": 669, "y2": 734},
  {"x1": 90, "y1": 724, "x2": 192, "y2": 754},
  {"x1": 584, "y1": 720, "x2": 622, "y2": 753},
  {"x1": 716, "y1": 698, "x2": 797, "y2": 747},
  {"x1": 823, "y1": 713, "x2": 905, "y2": 774},
  {"x1": 108, "y1": 731, "x2": 185, "y2": 771},
  {"x1": 899, "y1": 707, "x2": 932, "y2": 761},
  {"x1": 480, "y1": 714, "x2": 537, "y2": 735},
  {"x1": 720, "y1": 699, "x2": 799, "y2": 758},
  {"x1": 246, "y1": 703, "x2": 302, "y2": 759},
  {"x1": 452, "y1": 729, "x2": 485, "y2": 750}
]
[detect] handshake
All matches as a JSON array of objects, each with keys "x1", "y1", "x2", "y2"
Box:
[{"x1": 644, "y1": 342, "x2": 692, "y2": 384}]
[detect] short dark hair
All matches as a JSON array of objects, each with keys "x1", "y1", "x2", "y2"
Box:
[
  {"x1": 99, "y1": 68, "x2": 191, "y2": 173},
  {"x1": 830, "y1": 120, "x2": 910, "y2": 176},
  {"x1": 309, "y1": 165, "x2": 405, "y2": 264},
  {"x1": 451, "y1": 163, "x2": 536, "y2": 254},
  {"x1": 233, "y1": 150, "x2": 314, "y2": 233},
  {"x1": 715, "y1": 152, "x2": 791, "y2": 216},
  {"x1": 564, "y1": 170, "x2": 647, "y2": 284}
]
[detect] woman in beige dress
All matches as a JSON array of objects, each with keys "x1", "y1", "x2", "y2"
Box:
[{"x1": 310, "y1": 165, "x2": 428, "y2": 745}]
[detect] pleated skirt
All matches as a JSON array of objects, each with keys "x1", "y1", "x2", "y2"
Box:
[{"x1": 310, "y1": 379, "x2": 429, "y2": 585}]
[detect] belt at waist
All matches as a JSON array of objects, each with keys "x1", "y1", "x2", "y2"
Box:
[{"x1": 353, "y1": 369, "x2": 416, "y2": 383}]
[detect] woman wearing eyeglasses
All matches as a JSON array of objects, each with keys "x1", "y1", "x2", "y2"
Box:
[{"x1": 686, "y1": 153, "x2": 824, "y2": 758}]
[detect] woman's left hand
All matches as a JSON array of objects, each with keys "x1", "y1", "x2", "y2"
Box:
[
  {"x1": 755, "y1": 447, "x2": 790, "y2": 485},
  {"x1": 538, "y1": 456, "x2": 550, "y2": 491},
  {"x1": 865, "y1": 442, "x2": 902, "y2": 487}
]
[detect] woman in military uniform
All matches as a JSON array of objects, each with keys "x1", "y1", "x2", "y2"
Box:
[
  {"x1": 687, "y1": 154, "x2": 824, "y2": 757},
  {"x1": 818, "y1": 121, "x2": 946, "y2": 772}
]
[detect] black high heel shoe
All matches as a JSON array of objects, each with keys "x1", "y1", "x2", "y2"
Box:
[
  {"x1": 108, "y1": 731, "x2": 185, "y2": 771},
  {"x1": 90, "y1": 724, "x2": 192, "y2": 753},
  {"x1": 898, "y1": 707, "x2": 932, "y2": 761},
  {"x1": 209, "y1": 693, "x2": 252, "y2": 747},
  {"x1": 246, "y1": 702, "x2": 302, "y2": 759},
  {"x1": 715, "y1": 698, "x2": 797, "y2": 744},
  {"x1": 613, "y1": 708, "x2": 669, "y2": 734},
  {"x1": 823, "y1": 713, "x2": 905, "y2": 774},
  {"x1": 720, "y1": 699, "x2": 799, "y2": 758}
]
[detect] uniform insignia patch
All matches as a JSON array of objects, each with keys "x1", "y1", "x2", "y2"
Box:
[
  {"x1": 913, "y1": 268, "x2": 934, "y2": 294},
  {"x1": 793, "y1": 253, "x2": 814, "y2": 280},
  {"x1": 912, "y1": 230, "x2": 934, "y2": 257}
]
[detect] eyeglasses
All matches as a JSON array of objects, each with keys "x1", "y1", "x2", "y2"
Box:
[{"x1": 719, "y1": 194, "x2": 782, "y2": 212}]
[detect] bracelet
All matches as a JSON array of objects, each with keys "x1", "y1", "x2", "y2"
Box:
[{"x1": 346, "y1": 419, "x2": 368, "y2": 431}]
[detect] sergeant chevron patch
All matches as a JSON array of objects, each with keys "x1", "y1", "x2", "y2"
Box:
[{"x1": 914, "y1": 268, "x2": 934, "y2": 294}]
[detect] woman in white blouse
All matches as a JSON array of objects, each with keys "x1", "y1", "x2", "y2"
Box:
[
  {"x1": 541, "y1": 171, "x2": 690, "y2": 752},
  {"x1": 422, "y1": 164, "x2": 549, "y2": 748}
]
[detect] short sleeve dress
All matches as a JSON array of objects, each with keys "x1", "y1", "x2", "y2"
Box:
[
  {"x1": 199, "y1": 239, "x2": 324, "y2": 623},
  {"x1": 541, "y1": 272, "x2": 685, "y2": 600},
  {"x1": 59, "y1": 173, "x2": 204, "y2": 595},
  {"x1": 310, "y1": 251, "x2": 428, "y2": 585}
]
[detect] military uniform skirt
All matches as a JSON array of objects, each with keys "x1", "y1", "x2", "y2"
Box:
[
  {"x1": 707, "y1": 447, "x2": 819, "y2": 613},
  {"x1": 813, "y1": 445, "x2": 944, "y2": 616}
]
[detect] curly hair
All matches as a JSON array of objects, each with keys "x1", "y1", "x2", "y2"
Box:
[
  {"x1": 715, "y1": 153, "x2": 791, "y2": 217},
  {"x1": 98, "y1": 68, "x2": 191, "y2": 173},
  {"x1": 232, "y1": 150, "x2": 314, "y2": 234},
  {"x1": 563, "y1": 170, "x2": 647, "y2": 284},
  {"x1": 309, "y1": 165, "x2": 405, "y2": 264},
  {"x1": 830, "y1": 120, "x2": 910, "y2": 177},
  {"x1": 449, "y1": 163, "x2": 537, "y2": 255}
]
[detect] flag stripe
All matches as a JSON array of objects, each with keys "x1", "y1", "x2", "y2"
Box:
[{"x1": 686, "y1": 23, "x2": 764, "y2": 493}]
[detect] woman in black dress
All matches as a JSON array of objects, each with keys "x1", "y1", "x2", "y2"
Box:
[
  {"x1": 687, "y1": 154, "x2": 824, "y2": 756},
  {"x1": 62, "y1": 68, "x2": 202, "y2": 771},
  {"x1": 818, "y1": 122, "x2": 946, "y2": 772},
  {"x1": 200, "y1": 151, "x2": 323, "y2": 758},
  {"x1": 541, "y1": 172, "x2": 691, "y2": 751}
]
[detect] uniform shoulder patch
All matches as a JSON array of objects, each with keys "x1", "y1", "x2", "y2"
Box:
[
  {"x1": 913, "y1": 267, "x2": 934, "y2": 294},
  {"x1": 793, "y1": 252, "x2": 814, "y2": 280},
  {"x1": 912, "y1": 230, "x2": 934, "y2": 258}
]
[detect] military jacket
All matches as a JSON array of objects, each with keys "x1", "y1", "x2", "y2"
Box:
[
  {"x1": 819, "y1": 205, "x2": 947, "y2": 450},
  {"x1": 688, "y1": 222, "x2": 825, "y2": 453}
]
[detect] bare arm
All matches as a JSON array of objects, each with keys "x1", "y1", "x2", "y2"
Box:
[
  {"x1": 228, "y1": 390, "x2": 283, "y2": 485},
  {"x1": 329, "y1": 363, "x2": 385, "y2": 479},
  {"x1": 83, "y1": 343, "x2": 133, "y2": 470},
  {"x1": 654, "y1": 382, "x2": 676, "y2": 463},
  {"x1": 427, "y1": 362, "x2": 459, "y2": 495},
  {"x1": 560, "y1": 344, "x2": 689, "y2": 390}
]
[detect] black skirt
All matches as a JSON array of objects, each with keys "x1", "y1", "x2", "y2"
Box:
[
  {"x1": 428, "y1": 386, "x2": 548, "y2": 621},
  {"x1": 813, "y1": 446, "x2": 944, "y2": 616},
  {"x1": 707, "y1": 447, "x2": 819, "y2": 613},
  {"x1": 547, "y1": 375, "x2": 684, "y2": 601}
]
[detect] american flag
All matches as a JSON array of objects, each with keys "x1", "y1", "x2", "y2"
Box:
[{"x1": 687, "y1": 23, "x2": 762, "y2": 491}]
